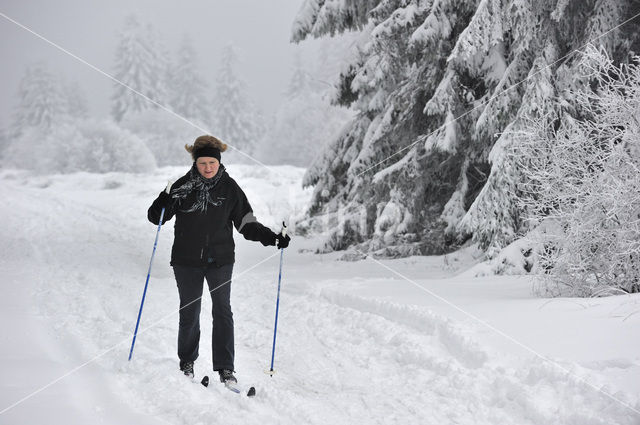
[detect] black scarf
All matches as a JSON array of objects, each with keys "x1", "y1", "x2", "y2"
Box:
[{"x1": 171, "y1": 163, "x2": 226, "y2": 213}]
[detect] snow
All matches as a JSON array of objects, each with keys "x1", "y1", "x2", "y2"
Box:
[
  {"x1": 1, "y1": 165, "x2": 640, "y2": 424},
  {"x1": 374, "y1": 199, "x2": 408, "y2": 239},
  {"x1": 410, "y1": 4, "x2": 453, "y2": 46}
]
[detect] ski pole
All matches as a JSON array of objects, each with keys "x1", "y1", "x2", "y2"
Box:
[
  {"x1": 128, "y1": 207, "x2": 164, "y2": 361},
  {"x1": 268, "y1": 223, "x2": 287, "y2": 375},
  {"x1": 129, "y1": 181, "x2": 172, "y2": 361}
]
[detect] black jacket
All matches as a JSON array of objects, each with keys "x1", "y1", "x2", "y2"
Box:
[{"x1": 148, "y1": 168, "x2": 276, "y2": 267}]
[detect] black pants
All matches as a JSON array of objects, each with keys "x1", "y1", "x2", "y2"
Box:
[{"x1": 173, "y1": 263, "x2": 234, "y2": 371}]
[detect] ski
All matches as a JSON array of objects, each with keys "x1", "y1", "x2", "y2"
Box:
[
  {"x1": 224, "y1": 381, "x2": 242, "y2": 394},
  {"x1": 201, "y1": 375, "x2": 256, "y2": 397}
]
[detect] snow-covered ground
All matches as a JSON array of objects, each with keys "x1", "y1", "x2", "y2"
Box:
[{"x1": 1, "y1": 165, "x2": 639, "y2": 425}]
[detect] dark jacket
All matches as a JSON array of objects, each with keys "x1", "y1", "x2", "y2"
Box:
[{"x1": 148, "y1": 168, "x2": 276, "y2": 267}]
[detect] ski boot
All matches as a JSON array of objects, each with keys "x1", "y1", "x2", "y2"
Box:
[
  {"x1": 180, "y1": 361, "x2": 194, "y2": 379},
  {"x1": 218, "y1": 369, "x2": 237, "y2": 384}
]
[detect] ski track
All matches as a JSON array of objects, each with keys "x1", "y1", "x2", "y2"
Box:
[{"x1": 2, "y1": 169, "x2": 640, "y2": 425}]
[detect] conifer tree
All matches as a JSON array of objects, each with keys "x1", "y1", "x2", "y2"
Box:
[
  {"x1": 168, "y1": 35, "x2": 211, "y2": 124},
  {"x1": 10, "y1": 62, "x2": 68, "y2": 136},
  {"x1": 111, "y1": 15, "x2": 168, "y2": 122},
  {"x1": 293, "y1": 0, "x2": 640, "y2": 257},
  {"x1": 63, "y1": 80, "x2": 89, "y2": 120},
  {"x1": 211, "y1": 44, "x2": 261, "y2": 161},
  {"x1": 256, "y1": 50, "x2": 353, "y2": 166}
]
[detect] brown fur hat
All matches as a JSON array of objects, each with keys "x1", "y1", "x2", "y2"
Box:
[{"x1": 185, "y1": 135, "x2": 228, "y2": 161}]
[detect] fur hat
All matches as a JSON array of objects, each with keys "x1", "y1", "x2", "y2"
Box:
[{"x1": 185, "y1": 135, "x2": 228, "y2": 161}]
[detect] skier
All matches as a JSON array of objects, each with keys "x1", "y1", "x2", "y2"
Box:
[{"x1": 147, "y1": 135, "x2": 290, "y2": 386}]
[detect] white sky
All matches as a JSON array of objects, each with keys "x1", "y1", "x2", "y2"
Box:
[{"x1": 0, "y1": 0, "x2": 315, "y2": 128}]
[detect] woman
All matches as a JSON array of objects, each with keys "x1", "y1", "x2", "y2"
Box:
[{"x1": 147, "y1": 135, "x2": 290, "y2": 385}]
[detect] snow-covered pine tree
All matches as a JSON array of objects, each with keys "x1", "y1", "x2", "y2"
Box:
[
  {"x1": 455, "y1": 1, "x2": 568, "y2": 256},
  {"x1": 210, "y1": 44, "x2": 262, "y2": 163},
  {"x1": 288, "y1": 51, "x2": 311, "y2": 97},
  {"x1": 9, "y1": 62, "x2": 69, "y2": 138},
  {"x1": 456, "y1": 0, "x2": 639, "y2": 255},
  {"x1": 62, "y1": 80, "x2": 89, "y2": 120},
  {"x1": 167, "y1": 35, "x2": 211, "y2": 125},
  {"x1": 293, "y1": 0, "x2": 640, "y2": 257},
  {"x1": 295, "y1": 0, "x2": 479, "y2": 254},
  {"x1": 111, "y1": 15, "x2": 168, "y2": 122},
  {"x1": 3, "y1": 62, "x2": 71, "y2": 170}
]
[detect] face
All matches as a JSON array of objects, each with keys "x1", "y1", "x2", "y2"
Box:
[{"x1": 196, "y1": 157, "x2": 220, "y2": 179}]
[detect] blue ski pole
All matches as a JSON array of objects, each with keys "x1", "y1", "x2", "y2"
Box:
[
  {"x1": 268, "y1": 223, "x2": 287, "y2": 375},
  {"x1": 129, "y1": 182, "x2": 171, "y2": 361}
]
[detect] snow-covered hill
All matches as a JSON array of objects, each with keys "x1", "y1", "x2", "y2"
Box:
[{"x1": 1, "y1": 165, "x2": 639, "y2": 424}]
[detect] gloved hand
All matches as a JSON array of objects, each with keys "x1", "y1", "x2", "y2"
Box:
[
  {"x1": 157, "y1": 180, "x2": 174, "y2": 207},
  {"x1": 157, "y1": 190, "x2": 172, "y2": 208},
  {"x1": 276, "y1": 233, "x2": 290, "y2": 249}
]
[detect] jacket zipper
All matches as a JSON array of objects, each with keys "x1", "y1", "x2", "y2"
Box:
[{"x1": 201, "y1": 233, "x2": 209, "y2": 261}]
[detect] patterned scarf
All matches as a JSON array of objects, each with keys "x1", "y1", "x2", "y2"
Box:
[{"x1": 171, "y1": 163, "x2": 226, "y2": 213}]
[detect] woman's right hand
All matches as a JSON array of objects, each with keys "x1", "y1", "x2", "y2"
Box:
[{"x1": 157, "y1": 191, "x2": 172, "y2": 208}]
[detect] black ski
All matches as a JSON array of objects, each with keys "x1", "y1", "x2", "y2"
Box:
[{"x1": 201, "y1": 375, "x2": 256, "y2": 397}]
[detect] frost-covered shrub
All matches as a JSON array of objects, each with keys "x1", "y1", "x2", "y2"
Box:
[
  {"x1": 514, "y1": 48, "x2": 640, "y2": 296},
  {"x1": 72, "y1": 119, "x2": 157, "y2": 173},
  {"x1": 3, "y1": 119, "x2": 157, "y2": 174},
  {"x1": 2, "y1": 126, "x2": 62, "y2": 171}
]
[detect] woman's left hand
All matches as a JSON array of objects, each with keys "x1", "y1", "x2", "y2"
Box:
[{"x1": 276, "y1": 233, "x2": 291, "y2": 249}]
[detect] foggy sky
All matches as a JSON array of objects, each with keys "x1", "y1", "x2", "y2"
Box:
[{"x1": 0, "y1": 0, "x2": 312, "y2": 129}]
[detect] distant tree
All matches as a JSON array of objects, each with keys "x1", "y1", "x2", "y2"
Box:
[
  {"x1": 118, "y1": 34, "x2": 211, "y2": 166},
  {"x1": 211, "y1": 44, "x2": 262, "y2": 162},
  {"x1": 10, "y1": 62, "x2": 68, "y2": 137},
  {"x1": 167, "y1": 35, "x2": 211, "y2": 124},
  {"x1": 0, "y1": 127, "x2": 8, "y2": 162},
  {"x1": 288, "y1": 51, "x2": 311, "y2": 96},
  {"x1": 256, "y1": 50, "x2": 354, "y2": 167},
  {"x1": 63, "y1": 80, "x2": 89, "y2": 120},
  {"x1": 111, "y1": 15, "x2": 168, "y2": 122},
  {"x1": 3, "y1": 62, "x2": 71, "y2": 167}
]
